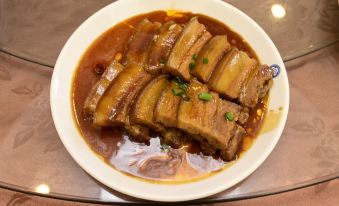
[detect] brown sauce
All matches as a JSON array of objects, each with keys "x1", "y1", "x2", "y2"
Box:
[{"x1": 72, "y1": 11, "x2": 265, "y2": 183}]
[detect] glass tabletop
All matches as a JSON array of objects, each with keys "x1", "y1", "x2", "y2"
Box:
[{"x1": 0, "y1": 0, "x2": 339, "y2": 204}]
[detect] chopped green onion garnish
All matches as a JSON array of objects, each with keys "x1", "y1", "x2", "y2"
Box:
[
  {"x1": 172, "y1": 88, "x2": 190, "y2": 101},
  {"x1": 189, "y1": 62, "x2": 196, "y2": 70},
  {"x1": 198, "y1": 92, "x2": 212, "y2": 101},
  {"x1": 171, "y1": 77, "x2": 190, "y2": 100},
  {"x1": 172, "y1": 88, "x2": 183, "y2": 96},
  {"x1": 203, "y1": 57, "x2": 209, "y2": 64},
  {"x1": 161, "y1": 143, "x2": 170, "y2": 151},
  {"x1": 172, "y1": 76, "x2": 183, "y2": 85},
  {"x1": 171, "y1": 79, "x2": 179, "y2": 85},
  {"x1": 179, "y1": 83, "x2": 188, "y2": 91},
  {"x1": 176, "y1": 76, "x2": 184, "y2": 84},
  {"x1": 172, "y1": 77, "x2": 188, "y2": 91},
  {"x1": 225, "y1": 112, "x2": 234, "y2": 121},
  {"x1": 192, "y1": 54, "x2": 198, "y2": 60},
  {"x1": 159, "y1": 58, "x2": 166, "y2": 64}
]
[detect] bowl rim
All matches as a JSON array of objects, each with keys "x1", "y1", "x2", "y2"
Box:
[{"x1": 50, "y1": 0, "x2": 289, "y2": 202}]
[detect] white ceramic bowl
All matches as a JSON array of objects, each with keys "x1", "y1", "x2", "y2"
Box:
[{"x1": 51, "y1": 0, "x2": 289, "y2": 202}]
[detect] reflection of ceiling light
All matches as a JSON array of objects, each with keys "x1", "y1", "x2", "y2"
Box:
[
  {"x1": 35, "y1": 184, "x2": 50, "y2": 194},
  {"x1": 271, "y1": 4, "x2": 286, "y2": 18}
]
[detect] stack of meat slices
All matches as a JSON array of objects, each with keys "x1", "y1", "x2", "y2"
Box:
[{"x1": 83, "y1": 17, "x2": 273, "y2": 161}]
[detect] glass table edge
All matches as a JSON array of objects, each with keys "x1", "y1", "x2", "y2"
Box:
[{"x1": 0, "y1": 167, "x2": 338, "y2": 204}]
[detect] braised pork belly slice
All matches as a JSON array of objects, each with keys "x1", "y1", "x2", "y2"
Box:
[
  {"x1": 194, "y1": 102, "x2": 246, "y2": 160},
  {"x1": 177, "y1": 79, "x2": 247, "y2": 158},
  {"x1": 131, "y1": 74, "x2": 190, "y2": 146},
  {"x1": 216, "y1": 99, "x2": 249, "y2": 127},
  {"x1": 209, "y1": 99, "x2": 244, "y2": 150},
  {"x1": 147, "y1": 21, "x2": 183, "y2": 74},
  {"x1": 93, "y1": 63, "x2": 152, "y2": 126},
  {"x1": 83, "y1": 61, "x2": 124, "y2": 117},
  {"x1": 238, "y1": 64, "x2": 259, "y2": 108},
  {"x1": 220, "y1": 125, "x2": 246, "y2": 161},
  {"x1": 123, "y1": 19, "x2": 161, "y2": 66},
  {"x1": 258, "y1": 65, "x2": 273, "y2": 98},
  {"x1": 131, "y1": 75, "x2": 169, "y2": 131},
  {"x1": 161, "y1": 128, "x2": 191, "y2": 149},
  {"x1": 208, "y1": 48, "x2": 257, "y2": 99},
  {"x1": 165, "y1": 17, "x2": 207, "y2": 81},
  {"x1": 154, "y1": 81, "x2": 182, "y2": 127},
  {"x1": 177, "y1": 79, "x2": 218, "y2": 136},
  {"x1": 191, "y1": 35, "x2": 231, "y2": 82},
  {"x1": 239, "y1": 65, "x2": 273, "y2": 108},
  {"x1": 200, "y1": 140, "x2": 217, "y2": 156},
  {"x1": 177, "y1": 31, "x2": 212, "y2": 80},
  {"x1": 125, "y1": 118, "x2": 150, "y2": 142}
]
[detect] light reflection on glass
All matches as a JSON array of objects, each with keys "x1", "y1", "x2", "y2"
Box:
[
  {"x1": 100, "y1": 188, "x2": 120, "y2": 201},
  {"x1": 35, "y1": 184, "x2": 50, "y2": 194},
  {"x1": 271, "y1": 4, "x2": 286, "y2": 18}
]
